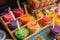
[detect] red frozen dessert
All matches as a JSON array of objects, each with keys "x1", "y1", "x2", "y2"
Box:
[
  {"x1": 13, "y1": 9, "x2": 24, "y2": 18},
  {"x1": 42, "y1": 16, "x2": 50, "y2": 22},
  {"x1": 3, "y1": 14, "x2": 13, "y2": 22}
]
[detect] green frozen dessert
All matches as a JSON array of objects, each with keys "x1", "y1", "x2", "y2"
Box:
[{"x1": 15, "y1": 28, "x2": 29, "y2": 39}]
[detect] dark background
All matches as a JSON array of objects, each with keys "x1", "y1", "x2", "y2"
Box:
[
  {"x1": 0, "y1": 0, "x2": 27, "y2": 13},
  {"x1": 0, "y1": 0, "x2": 59, "y2": 13}
]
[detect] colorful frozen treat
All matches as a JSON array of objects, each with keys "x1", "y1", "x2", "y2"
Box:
[
  {"x1": 41, "y1": 16, "x2": 51, "y2": 23},
  {"x1": 15, "y1": 28, "x2": 29, "y2": 39},
  {"x1": 55, "y1": 18, "x2": 60, "y2": 25},
  {"x1": 27, "y1": 22, "x2": 39, "y2": 33},
  {"x1": 37, "y1": 11, "x2": 44, "y2": 18},
  {"x1": 50, "y1": 25, "x2": 60, "y2": 36},
  {"x1": 50, "y1": 13, "x2": 60, "y2": 25},
  {"x1": 19, "y1": 14, "x2": 31, "y2": 25},
  {"x1": 42, "y1": 16, "x2": 49, "y2": 22},
  {"x1": 50, "y1": 13, "x2": 58, "y2": 19},
  {"x1": 3, "y1": 14, "x2": 13, "y2": 22},
  {"x1": 29, "y1": 16, "x2": 35, "y2": 22},
  {"x1": 9, "y1": 20, "x2": 22, "y2": 29},
  {"x1": 19, "y1": 14, "x2": 35, "y2": 25},
  {"x1": 39, "y1": 16, "x2": 51, "y2": 27},
  {"x1": 13, "y1": 9, "x2": 24, "y2": 18}
]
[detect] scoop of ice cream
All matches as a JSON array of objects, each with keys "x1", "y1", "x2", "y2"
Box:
[
  {"x1": 42, "y1": 16, "x2": 50, "y2": 22},
  {"x1": 55, "y1": 18, "x2": 60, "y2": 25},
  {"x1": 19, "y1": 14, "x2": 31, "y2": 25},
  {"x1": 37, "y1": 11, "x2": 44, "y2": 18},
  {"x1": 51, "y1": 13, "x2": 57, "y2": 19},
  {"x1": 27, "y1": 22, "x2": 39, "y2": 33},
  {"x1": 3, "y1": 14, "x2": 13, "y2": 22},
  {"x1": 15, "y1": 28, "x2": 29, "y2": 39},
  {"x1": 9, "y1": 20, "x2": 22, "y2": 29},
  {"x1": 13, "y1": 9, "x2": 24, "y2": 18},
  {"x1": 29, "y1": 16, "x2": 35, "y2": 22}
]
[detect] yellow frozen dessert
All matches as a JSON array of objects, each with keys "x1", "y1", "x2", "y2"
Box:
[
  {"x1": 19, "y1": 14, "x2": 35, "y2": 25},
  {"x1": 55, "y1": 18, "x2": 60, "y2": 25},
  {"x1": 27, "y1": 22, "x2": 39, "y2": 33},
  {"x1": 50, "y1": 12, "x2": 58, "y2": 19},
  {"x1": 37, "y1": 11, "x2": 44, "y2": 18}
]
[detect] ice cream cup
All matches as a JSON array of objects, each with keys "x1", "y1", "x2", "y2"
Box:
[
  {"x1": 27, "y1": 22, "x2": 39, "y2": 33},
  {"x1": 50, "y1": 25, "x2": 60, "y2": 36}
]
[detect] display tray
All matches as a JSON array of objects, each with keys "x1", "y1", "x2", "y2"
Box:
[
  {"x1": 0, "y1": 3, "x2": 57, "y2": 40},
  {"x1": 0, "y1": 15, "x2": 51, "y2": 40},
  {"x1": 29, "y1": 27, "x2": 56, "y2": 40}
]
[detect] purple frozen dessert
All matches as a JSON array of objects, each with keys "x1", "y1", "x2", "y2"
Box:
[
  {"x1": 8, "y1": 20, "x2": 22, "y2": 30},
  {"x1": 50, "y1": 25, "x2": 60, "y2": 36}
]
